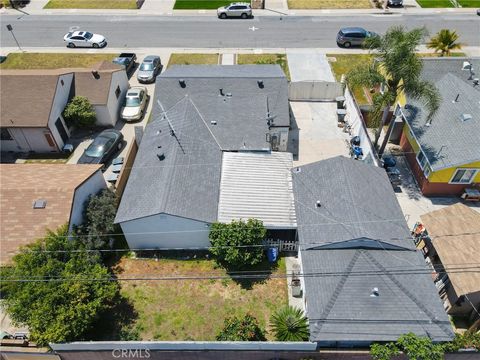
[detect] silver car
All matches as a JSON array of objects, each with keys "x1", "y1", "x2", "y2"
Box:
[
  {"x1": 217, "y1": 2, "x2": 252, "y2": 19},
  {"x1": 121, "y1": 87, "x2": 149, "y2": 122},
  {"x1": 137, "y1": 55, "x2": 162, "y2": 83},
  {"x1": 336, "y1": 27, "x2": 377, "y2": 48}
]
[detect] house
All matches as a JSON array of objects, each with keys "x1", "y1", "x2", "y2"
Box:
[
  {"x1": 0, "y1": 164, "x2": 105, "y2": 265},
  {"x1": 395, "y1": 58, "x2": 480, "y2": 196},
  {"x1": 115, "y1": 91, "x2": 296, "y2": 250},
  {"x1": 153, "y1": 65, "x2": 290, "y2": 151},
  {"x1": 0, "y1": 61, "x2": 128, "y2": 153},
  {"x1": 292, "y1": 156, "x2": 453, "y2": 346},
  {"x1": 415, "y1": 204, "x2": 480, "y2": 320}
]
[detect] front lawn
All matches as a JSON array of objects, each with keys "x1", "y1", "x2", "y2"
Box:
[
  {"x1": 113, "y1": 256, "x2": 288, "y2": 340},
  {"x1": 0, "y1": 53, "x2": 117, "y2": 69},
  {"x1": 237, "y1": 53, "x2": 290, "y2": 81},
  {"x1": 167, "y1": 53, "x2": 219, "y2": 67},
  {"x1": 173, "y1": 0, "x2": 240, "y2": 9},
  {"x1": 44, "y1": 0, "x2": 138, "y2": 9},
  {"x1": 415, "y1": 0, "x2": 479, "y2": 7},
  {"x1": 288, "y1": 0, "x2": 371, "y2": 8}
]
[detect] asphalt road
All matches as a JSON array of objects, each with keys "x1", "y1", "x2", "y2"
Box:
[{"x1": 0, "y1": 14, "x2": 479, "y2": 49}]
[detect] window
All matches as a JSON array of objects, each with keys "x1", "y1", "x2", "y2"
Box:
[
  {"x1": 416, "y1": 150, "x2": 428, "y2": 170},
  {"x1": 115, "y1": 86, "x2": 121, "y2": 99},
  {"x1": 450, "y1": 169, "x2": 478, "y2": 184},
  {"x1": 0, "y1": 128, "x2": 13, "y2": 140},
  {"x1": 60, "y1": 79, "x2": 64, "y2": 86}
]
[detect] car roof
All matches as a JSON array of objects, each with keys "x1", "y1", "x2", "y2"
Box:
[
  {"x1": 340, "y1": 27, "x2": 367, "y2": 34},
  {"x1": 230, "y1": 2, "x2": 250, "y2": 5},
  {"x1": 143, "y1": 55, "x2": 160, "y2": 62},
  {"x1": 126, "y1": 88, "x2": 144, "y2": 96}
]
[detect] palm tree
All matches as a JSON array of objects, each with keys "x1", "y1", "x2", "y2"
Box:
[
  {"x1": 347, "y1": 26, "x2": 440, "y2": 157},
  {"x1": 270, "y1": 306, "x2": 309, "y2": 341},
  {"x1": 427, "y1": 29, "x2": 463, "y2": 57}
]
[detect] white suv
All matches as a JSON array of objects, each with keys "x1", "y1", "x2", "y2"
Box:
[{"x1": 217, "y1": 2, "x2": 252, "y2": 19}]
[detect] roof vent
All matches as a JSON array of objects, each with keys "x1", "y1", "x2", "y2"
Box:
[
  {"x1": 293, "y1": 167, "x2": 301, "y2": 173},
  {"x1": 370, "y1": 287, "x2": 379, "y2": 297},
  {"x1": 226, "y1": 92, "x2": 232, "y2": 97},
  {"x1": 219, "y1": 88, "x2": 225, "y2": 96},
  {"x1": 33, "y1": 199, "x2": 47, "y2": 209},
  {"x1": 315, "y1": 200, "x2": 321, "y2": 208},
  {"x1": 257, "y1": 80, "x2": 264, "y2": 88},
  {"x1": 157, "y1": 153, "x2": 165, "y2": 161},
  {"x1": 462, "y1": 61, "x2": 473, "y2": 71},
  {"x1": 179, "y1": 79, "x2": 186, "y2": 88},
  {"x1": 452, "y1": 94, "x2": 460, "y2": 103},
  {"x1": 460, "y1": 113, "x2": 472, "y2": 122},
  {"x1": 91, "y1": 70, "x2": 99, "y2": 79},
  {"x1": 473, "y1": 78, "x2": 479, "y2": 86},
  {"x1": 210, "y1": 120, "x2": 217, "y2": 125}
]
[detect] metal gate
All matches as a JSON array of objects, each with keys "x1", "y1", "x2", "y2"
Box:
[
  {"x1": 264, "y1": 238, "x2": 298, "y2": 252},
  {"x1": 289, "y1": 81, "x2": 344, "y2": 101}
]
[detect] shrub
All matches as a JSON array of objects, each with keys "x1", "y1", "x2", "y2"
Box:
[
  {"x1": 63, "y1": 96, "x2": 96, "y2": 128},
  {"x1": 270, "y1": 306, "x2": 309, "y2": 341},
  {"x1": 216, "y1": 313, "x2": 266, "y2": 341}
]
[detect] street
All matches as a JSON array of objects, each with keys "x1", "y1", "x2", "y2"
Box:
[{"x1": 1, "y1": 13, "x2": 479, "y2": 48}]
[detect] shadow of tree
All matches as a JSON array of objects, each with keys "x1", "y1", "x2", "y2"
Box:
[{"x1": 226, "y1": 259, "x2": 279, "y2": 290}]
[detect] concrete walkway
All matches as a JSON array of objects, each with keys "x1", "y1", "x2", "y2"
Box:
[
  {"x1": 285, "y1": 256, "x2": 305, "y2": 311},
  {"x1": 287, "y1": 51, "x2": 335, "y2": 82}
]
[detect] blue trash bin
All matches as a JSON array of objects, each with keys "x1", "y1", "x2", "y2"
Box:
[{"x1": 267, "y1": 247, "x2": 278, "y2": 263}]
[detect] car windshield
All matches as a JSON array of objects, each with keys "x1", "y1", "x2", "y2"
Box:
[
  {"x1": 125, "y1": 96, "x2": 141, "y2": 107},
  {"x1": 85, "y1": 135, "x2": 111, "y2": 157},
  {"x1": 84, "y1": 32, "x2": 93, "y2": 40},
  {"x1": 140, "y1": 63, "x2": 154, "y2": 71}
]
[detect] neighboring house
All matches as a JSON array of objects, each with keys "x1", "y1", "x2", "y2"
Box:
[
  {"x1": 0, "y1": 61, "x2": 128, "y2": 153},
  {"x1": 395, "y1": 58, "x2": 480, "y2": 196},
  {"x1": 0, "y1": 164, "x2": 105, "y2": 265},
  {"x1": 152, "y1": 65, "x2": 290, "y2": 152},
  {"x1": 415, "y1": 204, "x2": 480, "y2": 320},
  {"x1": 292, "y1": 156, "x2": 453, "y2": 346},
  {"x1": 115, "y1": 96, "x2": 296, "y2": 249}
]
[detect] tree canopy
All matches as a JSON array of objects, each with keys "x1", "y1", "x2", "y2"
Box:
[
  {"x1": 209, "y1": 218, "x2": 267, "y2": 270},
  {"x1": 63, "y1": 96, "x2": 96, "y2": 128},
  {"x1": 370, "y1": 332, "x2": 445, "y2": 360},
  {"x1": 216, "y1": 313, "x2": 266, "y2": 341},
  {"x1": 0, "y1": 225, "x2": 118, "y2": 345}
]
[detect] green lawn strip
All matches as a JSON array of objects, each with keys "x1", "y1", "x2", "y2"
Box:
[
  {"x1": 418, "y1": 52, "x2": 467, "y2": 57},
  {"x1": 458, "y1": 0, "x2": 480, "y2": 6},
  {"x1": 167, "y1": 53, "x2": 219, "y2": 67},
  {"x1": 117, "y1": 257, "x2": 288, "y2": 341},
  {"x1": 327, "y1": 53, "x2": 373, "y2": 105},
  {"x1": 415, "y1": 0, "x2": 454, "y2": 7},
  {"x1": 237, "y1": 54, "x2": 290, "y2": 81},
  {"x1": 0, "y1": 53, "x2": 118, "y2": 70},
  {"x1": 173, "y1": 0, "x2": 243, "y2": 9},
  {"x1": 287, "y1": 0, "x2": 371, "y2": 9},
  {"x1": 44, "y1": 0, "x2": 137, "y2": 9}
]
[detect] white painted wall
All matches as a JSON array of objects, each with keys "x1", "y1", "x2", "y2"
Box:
[
  {"x1": 101, "y1": 70, "x2": 129, "y2": 127},
  {"x1": 94, "y1": 105, "x2": 114, "y2": 127},
  {"x1": 69, "y1": 170, "x2": 107, "y2": 231},
  {"x1": 119, "y1": 213, "x2": 211, "y2": 250},
  {"x1": 47, "y1": 73, "x2": 73, "y2": 149},
  {"x1": 1, "y1": 127, "x2": 56, "y2": 152}
]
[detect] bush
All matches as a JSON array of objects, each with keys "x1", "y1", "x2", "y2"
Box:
[
  {"x1": 209, "y1": 219, "x2": 266, "y2": 270},
  {"x1": 216, "y1": 313, "x2": 266, "y2": 341},
  {"x1": 270, "y1": 306, "x2": 309, "y2": 341},
  {"x1": 63, "y1": 96, "x2": 96, "y2": 128}
]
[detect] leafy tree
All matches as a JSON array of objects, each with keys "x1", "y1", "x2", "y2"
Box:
[
  {"x1": 347, "y1": 26, "x2": 440, "y2": 157},
  {"x1": 63, "y1": 96, "x2": 96, "y2": 128},
  {"x1": 75, "y1": 188, "x2": 121, "y2": 250},
  {"x1": 443, "y1": 331, "x2": 480, "y2": 352},
  {"x1": 0, "y1": 225, "x2": 118, "y2": 346},
  {"x1": 216, "y1": 313, "x2": 266, "y2": 341},
  {"x1": 270, "y1": 305, "x2": 309, "y2": 341},
  {"x1": 370, "y1": 332, "x2": 445, "y2": 360},
  {"x1": 209, "y1": 219, "x2": 266, "y2": 270},
  {"x1": 427, "y1": 29, "x2": 463, "y2": 57}
]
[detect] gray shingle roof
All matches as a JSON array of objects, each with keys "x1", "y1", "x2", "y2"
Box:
[
  {"x1": 402, "y1": 58, "x2": 480, "y2": 171},
  {"x1": 292, "y1": 156, "x2": 414, "y2": 250},
  {"x1": 302, "y1": 249, "x2": 454, "y2": 343},
  {"x1": 115, "y1": 97, "x2": 222, "y2": 224},
  {"x1": 151, "y1": 65, "x2": 289, "y2": 151}
]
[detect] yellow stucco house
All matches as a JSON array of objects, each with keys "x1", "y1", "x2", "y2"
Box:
[{"x1": 394, "y1": 58, "x2": 480, "y2": 196}]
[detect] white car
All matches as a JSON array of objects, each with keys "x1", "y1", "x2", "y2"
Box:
[
  {"x1": 63, "y1": 31, "x2": 107, "y2": 48},
  {"x1": 121, "y1": 87, "x2": 149, "y2": 122}
]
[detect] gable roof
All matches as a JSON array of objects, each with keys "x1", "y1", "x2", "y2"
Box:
[
  {"x1": 115, "y1": 97, "x2": 223, "y2": 224},
  {"x1": 152, "y1": 65, "x2": 289, "y2": 151},
  {"x1": 302, "y1": 249, "x2": 454, "y2": 343},
  {"x1": 402, "y1": 58, "x2": 480, "y2": 171},
  {"x1": 420, "y1": 203, "x2": 480, "y2": 296},
  {"x1": 292, "y1": 156, "x2": 413, "y2": 250},
  {"x1": 0, "y1": 164, "x2": 102, "y2": 265}
]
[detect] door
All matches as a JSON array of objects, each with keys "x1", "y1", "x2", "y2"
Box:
[{"x1": 55, "y1": 118, "x2": 69, "y2": 145}]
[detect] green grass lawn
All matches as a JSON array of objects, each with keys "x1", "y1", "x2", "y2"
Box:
[
  {"x1": 173, "y1": 0, "x2": 241, "y2": 9},
  {"x1": 167, "y1": 53, "x2": 219, "y2": 67},
  {"x1": 113, "y1": 256, "x2": 288, "y2": 340},
  {"x1": 44, "y1": 0, "x2": 138, "y2": 9},
  {"x1": 237, "y1": 54, "x2": 290, "y2": 81},
  {"x1": 0, "y1": 53, "x2": 117, "y2": 69},
  {"x1": 288, "y1": 0, "x2": 371, "y2": 8},
  {"x1": 416, "y1": 0, "x2": 479, "y2": 7}
]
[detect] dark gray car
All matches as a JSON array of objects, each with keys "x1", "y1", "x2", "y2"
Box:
[
  {"x1": 336, "y1": 27, "x2": 377, "y2": 48},
  {"x1": 137, "y1": 55, "x2": 162, "y2": 83},
  {"x1": 77, "y1": 129, "x2": 123, "y2": 165}
]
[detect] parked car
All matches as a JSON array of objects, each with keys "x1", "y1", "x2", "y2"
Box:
[
  {"x1": 336, "y1": 27, "x2": 378, "y2": 48},
  {"x1": 217, "y1": 2, "x2": 252, "y2": 19},
  {"x1": 77, "y1": 129, "x2": 124, "y2": 165},
  {"x1": 137, "y1": 55, "x2": 162, "y2": 83},
  {"x1": 63, "y1": 31, "x2": 107, "y2": 48},
  {"x1": 387, "y1": 0, "x2": 403, "y2": 6},
  {"x1": 112, "y1": 53, "x2": 137, "y2": 74},
  {"x1": 121, "y1": 87, "x2": 149, "y2": 122}
]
